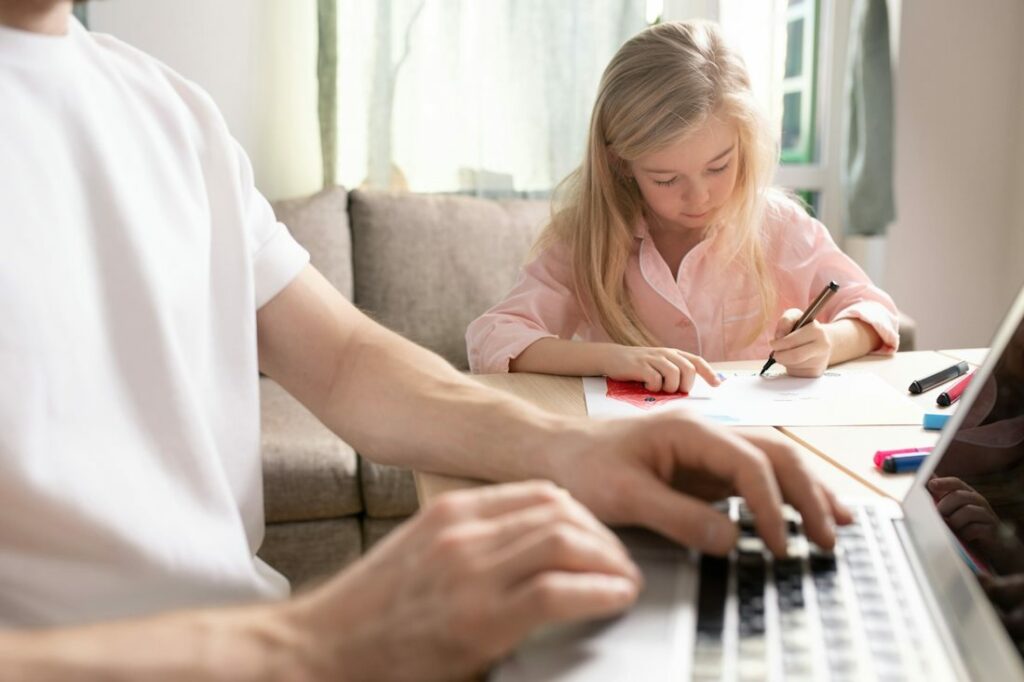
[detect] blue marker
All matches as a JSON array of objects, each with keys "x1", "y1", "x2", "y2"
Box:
[{"x1": 881, "y1": 452, "x2": 928, "y2": 473}]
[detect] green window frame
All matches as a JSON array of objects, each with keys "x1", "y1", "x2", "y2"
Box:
[{"x1": 780, "y1": 0, "x2": 820, "y2": 165}]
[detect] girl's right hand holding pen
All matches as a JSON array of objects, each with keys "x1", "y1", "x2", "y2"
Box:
[
  {"x1": 768, "y1": 309, "x2": 833, "y2": 378},
  {"x1": 601, "y1": 345, "x2": 722, "y2": 393}
]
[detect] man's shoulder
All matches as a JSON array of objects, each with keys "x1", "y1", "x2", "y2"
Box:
[{"x1": 86, "y1": 29, "x2": 226, "y2": 134}]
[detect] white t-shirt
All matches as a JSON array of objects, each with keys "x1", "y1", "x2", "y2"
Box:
[{"x1": 0, "y1": 18, "x2": 309, "y2": 626}]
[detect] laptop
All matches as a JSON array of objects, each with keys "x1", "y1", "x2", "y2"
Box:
[{"x1": 494, "y1": 285, "x2": 1024, "y2": 681}]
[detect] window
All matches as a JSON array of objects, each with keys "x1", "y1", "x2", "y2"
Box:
[
  {"x1": 661, "y1": 0, "x2": 849, "y2": 234},
  {"x1": 329, "y1": 0, "x2": 849, "y2": 232},
  {"x1": 330, "y1": 0, "x2": 648, "y2": 195},
  {"x1": 780, "y1": 0, "x2": 819, "y2": 165}
]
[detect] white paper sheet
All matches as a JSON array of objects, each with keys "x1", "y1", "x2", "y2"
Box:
[{"x1": 583, "y1": 371, "x2": 923, "y2": 426}]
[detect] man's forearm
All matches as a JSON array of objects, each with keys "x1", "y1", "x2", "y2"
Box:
[
  {"x1": 314, "y1": 322, "x2": 580, "y2": 482},
  {"x1": 0, "y1": 604, "x2": 306, "y2": 682},
  {"x1": 255, "y1": 267, "x2": 582, "y2": 485}
]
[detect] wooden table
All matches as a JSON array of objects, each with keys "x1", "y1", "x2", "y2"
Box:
[
  {"x1": 775, "y1": 350, "x2": 983, "y2": 499},
  {"x1": 416, "y1": 350, "x2": 988, "y2": 506},
  {"x1": 940, "y1": 347, "x2": 989, "y2": 365}
]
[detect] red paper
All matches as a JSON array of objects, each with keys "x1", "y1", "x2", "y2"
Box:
[{"x1": 605, "y1": 379, "x2": 688, "y2": 410}]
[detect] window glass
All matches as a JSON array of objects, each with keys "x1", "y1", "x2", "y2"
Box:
[{"x1": 785, "y1": 18, "x2": 804, "y2": 78}]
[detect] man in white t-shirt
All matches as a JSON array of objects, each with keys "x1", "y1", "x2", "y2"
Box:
[{"x1": 0, "y1": 1, "x2": 851, "y2": 679}]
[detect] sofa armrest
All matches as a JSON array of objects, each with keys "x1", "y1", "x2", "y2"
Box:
[{"x1": 898, "y1": 310, "x2": 917, "y2": 352}]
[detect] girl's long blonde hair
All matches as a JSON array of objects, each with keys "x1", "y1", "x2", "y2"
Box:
[{"x1": 536, "y1": 20, "x2": 779, "y2": 347}]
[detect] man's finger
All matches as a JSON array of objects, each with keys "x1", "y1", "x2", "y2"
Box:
[
  {"x1": 492, "y1": 522, "x2": 641, "y2": 587},
  {"x1": 739, "y1": 431, "x2": 839, "y2": 549},
  {"x1": 426, "y1": 481, "x2": 574, "y2": 525},
  {"x1": 623, "y1": 475, "x2": 739, "y2": 555},
  {"x1": 820, "y1": 484, "x2": 854, "y2": 525},
  {"x1": 484, "y1": 495, "x2": 626, "y2": 555},
  {"x1": 643, "y1": 414, "x2": 788, "y2": 554},
  {"x1": 505, "y1": 572, "x2": 638, "y2": 637}
]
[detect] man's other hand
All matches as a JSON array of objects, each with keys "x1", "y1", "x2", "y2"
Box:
[{"x1": 287, "y1": 481, "x2": 640, "y2": 680}]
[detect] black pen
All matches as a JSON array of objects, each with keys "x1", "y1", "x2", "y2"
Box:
[
  {"x1": 759, "y1": 281, "x2": 840, "y2": 376},
  {"x1": 908, "y1": 360, "x2": 969, "y2": 394}
]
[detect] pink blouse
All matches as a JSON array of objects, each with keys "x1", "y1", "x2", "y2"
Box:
[{"x1": 466, "y1": 196, "x2": 899, "y2": 373}]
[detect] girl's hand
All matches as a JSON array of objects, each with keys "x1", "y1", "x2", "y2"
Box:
[
  {"x1": 601, "y1": 345, "x2": 720, "y2": 393},
  {"x1": 769, "y1": 309, "x2": 833, "y2": 377}
]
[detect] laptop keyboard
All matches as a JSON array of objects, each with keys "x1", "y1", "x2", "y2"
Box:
[{"x1": 691, "y1": 499, "x2": 930, "y2": 681}]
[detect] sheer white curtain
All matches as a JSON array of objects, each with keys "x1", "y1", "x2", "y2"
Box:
[
  {"x1": 717, "y1": 1, "x2": 788, "y2": 133},
  {"x1": 332, "y1": 0, "x2": 647, "y2": 194}
]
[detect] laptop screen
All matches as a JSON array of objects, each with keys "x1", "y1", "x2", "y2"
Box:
[{"x1": 924, "y1": 312, "x2": 1024, "y2": 654}]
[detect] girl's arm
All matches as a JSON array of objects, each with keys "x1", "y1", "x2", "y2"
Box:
[
  {"x1": 514, "y1": 337, "x2": 720, "y2": 393},
  {"x1": 769, "y1": 199, "x2": 900, "y2": 360},
  {"x1": 510, "y1": 337, "x2": 612, "y2": 375},
  {"x1": 472, "y1": 244, "x2": 719, "y2": 390},
  {"x1": 466, "y1": 244, "x2": 583, "y2": 373},
  {"x1": 469, "y1": 244, "x2": 720, "y2": 390},
  {"x1": 825, "y1": 318, "x2": 882, "y2": 365},
  {"x1": 769, "y1": 312, "x2": 885, "y2": 378}
]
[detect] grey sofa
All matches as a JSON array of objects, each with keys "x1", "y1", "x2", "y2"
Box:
[
  {"x1": 255, "y1": 187, "x2": 917, "y2": 590},
  {"x1": 256, "y1": 187, "x2": 550, "y2": 588}
]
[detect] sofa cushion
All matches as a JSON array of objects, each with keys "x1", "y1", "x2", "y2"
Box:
[
  {"x1": 349, "y1": 190, "x2": 548, "y2": 369},
  {"x1": 272, "y1": 187, "x2": 353, "y2": 300},
  {"x1": 258, "y1": 517, "x2": 362, "y2": 590},
  {"x1": 260, "y1": 377, "x2": 363, "y2": 522},
  {"x1": 362, "y1": 516, "x2": 407, "y2": 551},
  {"x1": 359, "y1": 458, "x2": 420, "y2": 519}
]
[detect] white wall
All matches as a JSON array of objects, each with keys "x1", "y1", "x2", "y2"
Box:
[
  {"x1": 886, "y1": 1, "x2": 1024, "y2": 349},
  {"x1": 88, "y1": 0, "x2": 321, "y2": 201},
  {"x1": 1013, "y1": 41, "x2": 1024, "y2": 297}
]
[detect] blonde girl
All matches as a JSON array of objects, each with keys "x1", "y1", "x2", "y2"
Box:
[{"x1": 466, "y1": 20, "x2": 898, "y2": 391}]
